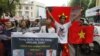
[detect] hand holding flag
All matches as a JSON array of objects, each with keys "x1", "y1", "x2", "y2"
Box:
[{"x1": 46, "y1": 8, "x2": 55, "y2": 22}]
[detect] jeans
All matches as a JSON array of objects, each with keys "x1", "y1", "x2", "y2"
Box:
[{"x1": 2, "y1": 40, "x2": 11, "y2": 56}]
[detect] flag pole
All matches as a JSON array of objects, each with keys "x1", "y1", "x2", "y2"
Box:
[
  {"x1": 75, "y1": 0, "x2": 82, "y2": 56},
  {"x1": 75, "y1": 44, "x2": 80, "y2": 56},
  {"x1": 39, "y1": 16, "x2": 42, "y2": 31}
]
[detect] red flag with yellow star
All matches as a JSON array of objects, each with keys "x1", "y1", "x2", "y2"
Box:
[
  {"x1": 82, "y1": 25, "x2": 94, "y2": 44},
  {"x1": 68, "y1": 21, "x2": 94, "y2": 44},
  {"x1": 46, "y1": 7, "x2": 71, "y2": 23},
  {"x1": 68, "y1": 21, "x2": 85, "y2": 44}
]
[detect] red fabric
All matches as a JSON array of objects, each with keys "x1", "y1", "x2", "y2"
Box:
[
  {"x1": 46, "y1": 7, "x2": 71, "y2": 23},
  {"x1": 68, "y1": 21, "x2": 94, "y2": 44},
  {"x1": 82, "y1": 25, "x2": 94, "y2": 44},
  {"x1": 46, "y1": 7, "x2": 71, "y2": 56},
  {"x1": 0, "y1": 19, "x2": 9, "y2": 23},
  {"x1": 68, "y1": 21, "x2": 83, "y2": 44},
  {"x1": 61, "y1": 44, "x2": 70, "y2": 56}
]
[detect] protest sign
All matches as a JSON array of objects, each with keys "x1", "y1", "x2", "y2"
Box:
[{"x1": 11, "y1": 33, "x2": 58, "y2": 56}]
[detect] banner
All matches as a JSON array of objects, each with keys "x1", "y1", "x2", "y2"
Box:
[{"x1": 12, "y1": 33, "x2": 58, "y2": 56}]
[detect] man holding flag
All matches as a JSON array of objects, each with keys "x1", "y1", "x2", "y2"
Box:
[
  {"x1": 68, "y1": 8, "x2": 94, "y2": 56},
  {"x1": 46, "y1": 7, "x2": 83, "y2": 56}
]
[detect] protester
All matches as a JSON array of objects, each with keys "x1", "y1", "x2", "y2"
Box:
[
  {"x1": 0, "y1": 21, "x2": 5, "y2": 56},
  {"x1": 88, "y1": 23, "x2": 100, "y2": 54},
  {"x1": 30, "y1": 19, "x2": 41, "y2": 33},
  {"x1": 69, "y1": 19, "x2": 85, "y2": 56},
  {"x1": 47, "y1": 8, "x2": 83, "y2": 56},
  {"x1": 0, "y1": 22, "x2": 4, "y2": 34},
  {"x1": 40, "y1": 19, "x2": 55, "y2": 33},
  {"x1": 2, "y1": 19, "x2": 16, "y2": 56},
  {"x1": 30, "y1": 19, "x2": 40, "y2": 27},
  {"x1": 68, "y1": 10, "x2": 86, "y2": 56},
  {"x1": 17, "y1": 20, "x2": 30, "y2": 33}
]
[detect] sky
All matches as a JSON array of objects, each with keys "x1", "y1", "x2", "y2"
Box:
[{"x1": 29, "y1": 0, "x2": 70, "y2": 6}]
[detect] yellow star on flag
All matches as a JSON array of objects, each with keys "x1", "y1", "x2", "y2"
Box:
[
  {"x1": 58, "y1": 13, "x2": 68, "y2": 18},
  {"x1": 78, "y1": 30, "x2": 85, "y2": 39}
]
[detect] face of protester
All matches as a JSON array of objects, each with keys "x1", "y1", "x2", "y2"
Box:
[
  {"x1": 79, "y1": 19, "x2": 84, "y2": 25},
  {"x1": 35, "y1": 19, "x2": 39, "y2": 24},
  {"x1": 4, "y1": 21, "x2": 13, "y2": 28},
  {"x1": 49, "y1": 49, "x2": 53, "y2": 54},
  {"x1": 34, "y1": 21, "x2": 38, "y2": 25},
  {"x1": 60, "y1": 18, "x2": 66, "y2": 24},
  {"x1": 20, "y1": 21, "x2": 27, "y2": 28}
]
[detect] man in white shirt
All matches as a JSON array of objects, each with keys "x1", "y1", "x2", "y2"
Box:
[
  {"x1": 40, "y1": 19, "x2": 55, "y2": 33},
  {"x1": 46, "y1": 8, "x2": 83, "y2": 56}
]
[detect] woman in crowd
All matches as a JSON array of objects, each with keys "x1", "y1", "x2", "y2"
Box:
[
  {"x1": 30, "y1": 19, "x2": 40, "y2": 27},
  {"x1": 0, "y1": 20, "x2": 5, "y2": 56},
  {"x1": 2, "y1": 19, "x2": 16, "y2": 56},
  {"x1": 17, "y1": 19, "x2": 30, "y2": 33},
  {"x1": 40, "y1": 18, "x2": 55, "y2": 33},
  {"x1": 29, "y1": 19, "x2": 41, "y2": 33}
]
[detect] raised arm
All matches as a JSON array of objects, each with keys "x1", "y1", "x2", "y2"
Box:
[
  {"x1": 71, "y1": 8, "x2": 83, "y2": 23},
  {"x1": 46, "y1": 8, "x2": 55, "y2": 22}
]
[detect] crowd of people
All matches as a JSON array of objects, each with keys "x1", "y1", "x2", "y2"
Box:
[
  {"x1": 0, "y1": 18, "x2": 43, "y2": 56},
  {"x1": 0, "y1": 8, "x2": 96, "y2": 56}
]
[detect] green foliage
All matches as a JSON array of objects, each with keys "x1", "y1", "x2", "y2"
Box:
[
  {"x1": 69, "y1": 0, "x2": 96, "y2": 8},
  {"x1": 69, "y1": 0, "x2": 96, "y2": 17},
  {"x1": 0, "y1": 0, "x2": 19, "y2": 17},
  {"x1": 69, "y1": 0, "x2": 81, "y2": 6}
]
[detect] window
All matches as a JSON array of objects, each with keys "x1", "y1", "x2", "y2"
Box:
[
  {"x1": 31, "y1": 7, "x2": 33, "y2": 9},
  {"x1": 31, "y1": 12, "x2": 33, "y2": 17},
  {"x1": 18, "y1": 11, "x2": 22, "y2": 16},
  {"x1": 25, "y1": 11, "x2": 29, "y2": 14},
  {"x1": 19, "y1": 6, "x2": 22, "y2": 9},
  {"x1": 25, "y1": 11, "x2": 29, "y2": 16},
  {"x1": 25, "y1": 6, "x2": 29, "y2": 10}
]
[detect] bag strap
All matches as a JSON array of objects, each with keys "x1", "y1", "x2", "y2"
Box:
[{"x1": 46, "y1": 26, "x2": 49, "y2": 33}]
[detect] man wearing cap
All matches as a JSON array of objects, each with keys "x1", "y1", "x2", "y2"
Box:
[{"x1": 2, "y1": 19, "x2": 16, "y2": 56}]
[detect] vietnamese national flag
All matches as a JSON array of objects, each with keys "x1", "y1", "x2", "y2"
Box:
[
  {"x1": 68, "y1": 21, "x2": 94, "y2": 44},
  {"x1": 46, "y1": 7, "x2": 71, "y2": 23},
  {"x1": 68, "y1": 21, "x2": 84, "y2": 44},
  {"x1": 82, "y1": 25, "x2": 94, "y2": 44}
]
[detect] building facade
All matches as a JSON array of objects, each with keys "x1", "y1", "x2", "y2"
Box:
[
  {"x1": 15, "y1": 0, "x2": 45, "y2": 20},
  {"x1": 96, "y1": 0, "x2": 100, "y2": 6}
]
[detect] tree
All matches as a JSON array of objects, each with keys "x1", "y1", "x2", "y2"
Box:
[
  {"x1": 69, "y1": 0, "x2": 96, "y2": 17},
  {"x1": 69, "y1": 0, "x2": 81, "y2": 7},
  {"x1": 69, "y1": 0, "x2": 96, "y2": 8},
  {"x1": 0, "y1": 0, "x2": 19, "y2": 18}
]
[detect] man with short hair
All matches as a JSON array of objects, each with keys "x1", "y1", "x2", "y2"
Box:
[{"x1": 46, "y1": 8, "x2": 83, "y2": 56}]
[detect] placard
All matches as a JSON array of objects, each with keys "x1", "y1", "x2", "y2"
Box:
[{"x1": 12, "y1": 33, "x2": 58, "y2": 56}]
